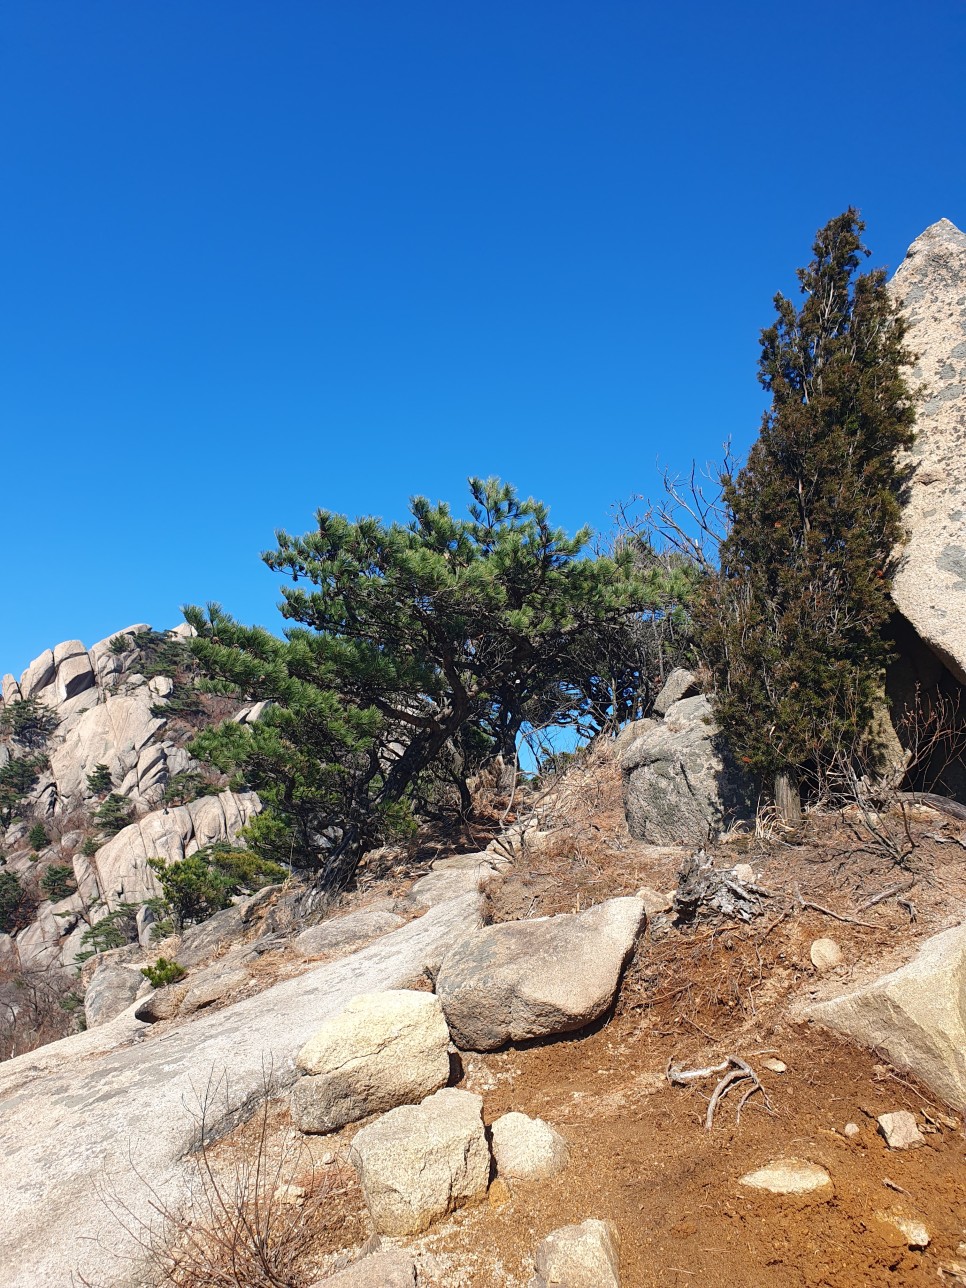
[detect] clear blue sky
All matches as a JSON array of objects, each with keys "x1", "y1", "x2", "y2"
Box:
[{"x1": 2, "y1": 1, "x2": 964, "y2": 679}]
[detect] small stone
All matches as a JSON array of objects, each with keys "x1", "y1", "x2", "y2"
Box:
[
  {"x1": 635, "y1": 886, "x2": 672, "y2": 916},
  {"x1": 530, "y1": 1218, "x2": 620, "y2": 1288},
  {"x1": 844, "y1": 1122, "x2": 860, "y2": 1139},
  {"x1": 810, "y1": 938, "x2": 845, "y2": 971},
  {"x1": 877, "y1": 1110, "x2": 925, "y2": 1150},
  {"x1": 321, "y1": 1151, "x2": 336, "y2": 1165},
  {"x1": 761, "y1": 1058, "x2": 787, "y2": 1073},
  {"x1": 490, "y1": 1112, "x2": 569, "y2": 1181},
  {"x1": 732, "y1": 863, "x2": 756, "y2": 885},
  {"x1": 873, "y1": 1211, "x2": 931, "y2": 1249},
  {"x1": 488, "y1": 1177, "x2": 511, "y2": 1208},
  {"x1": 274, "y1": 1184, "x2": 306, "y2": 1205},
  {"x1": 739, "y1": 1158, "x2": 833, "y2": 1196}
]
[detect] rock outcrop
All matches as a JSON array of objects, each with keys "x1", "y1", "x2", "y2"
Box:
[
  {"x1": 620, "y1": 695, "x2": 752, "y2": 845},
  {"x1": 436, "y1": 896, "x2": 644, "y2": 1050},
  {"x1": 0, "y1": 624, "x2": 263, "y2": 976},
  {"x1": 808, "y1": 920, "x2": 966, "y2": 1111},
  {"x1": 890, "y1": 219, "x2": 966, "y2": 682},
  {"x1": 93, "y1": 789, "x2": 260, "y2": 909},
  {"x1": 0, "y1": 890, "x2": 484, "y2": 1288}
]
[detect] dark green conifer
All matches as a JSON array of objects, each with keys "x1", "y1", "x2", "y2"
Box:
[{"x1": 699, "y1": 210, "x2": 917, "y2": 813}]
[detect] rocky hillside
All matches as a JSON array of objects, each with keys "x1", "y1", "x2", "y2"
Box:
[
  {"x1": 0, "y1": 624, "x2": 260, "y2": 1051},
  {"x1": 2, "y1": 218, "x2": 966, "y2": 1287}
]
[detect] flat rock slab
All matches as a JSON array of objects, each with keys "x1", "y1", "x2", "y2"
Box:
[
  {"x1": 808, "y1": 920, "x2": 966, "y2": 1111},
  {"x1": 437, "y1": 896, "x2": 644, "y2": 1050},
  {"x1": 0, "y1": 892, "x2": 482, "y2": 1288},
  {"x1": 295, "y1": 909, "x2": 405, "y2": 960},
  {"x1": 739, "y1": 1159, "x2": 833, "y2": 1196},
  {"x1": 529, "y1": 1218, "x2": 621, "y2": 1288}
]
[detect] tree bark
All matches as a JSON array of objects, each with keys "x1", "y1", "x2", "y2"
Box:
[{"x1": 774, "y1": 769, "x2": 802, "y2": 826}]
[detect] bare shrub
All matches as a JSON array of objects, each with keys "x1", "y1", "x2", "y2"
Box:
[{"x1": 92, "y1": 1070, "x2": 348, "y2": 1288}]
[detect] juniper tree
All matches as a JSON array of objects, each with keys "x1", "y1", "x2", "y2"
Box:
[{"x1": 699, "y1": 210, "x2": 917, "y2": 817}]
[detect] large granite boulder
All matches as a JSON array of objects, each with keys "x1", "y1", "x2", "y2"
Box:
[
  {"x1": 621, "y1": 695, "x2": 751, "y2": 845},
  {"x1": 890, "y1": 219, "x2": 966, "y2": 681},
  {"x1": 808, "y1": 920, "x2": 966, "y2": 1111},
  {"x1": 436, "y1": 896, "x2": 644, "y2": 1050},
  {"x1": 349, "y1": 1087, "x2": 490, "y2": 1235},
  {"x1": 291, "y1": 990, "x2": 451, "y2": 1133}
]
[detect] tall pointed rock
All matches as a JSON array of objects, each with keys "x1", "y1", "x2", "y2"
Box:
[{"x1": 890, "y1": 217, "x2": 966, "y2": 680}]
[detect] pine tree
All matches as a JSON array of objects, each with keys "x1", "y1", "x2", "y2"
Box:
[
  {"x1": 699, "y1": 210, "x2": 917, "y2": 816},
  {"x1": 186, "y1": 478, "x2": 658, "y2": 889}
]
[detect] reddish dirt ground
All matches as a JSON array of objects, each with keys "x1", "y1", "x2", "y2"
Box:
[{"x1": 168, "y1": 750, "x2": 966, "y2": 1286}]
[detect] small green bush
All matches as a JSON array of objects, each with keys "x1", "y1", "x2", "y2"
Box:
[
  {"x1": 86, "y1": 763, "x2": 113, "y2": 795},
  {"x1": 41, "y1": 864, "x2": 76, "y2": 901},
  {"x1": 148, "y1": 842, "x2": 286, "y2": 929},
  {"x1": 94, "y1": 793, "x2": 131, "y2": 838},
  {"x1": 80, "y1": 836, "x2": 100, "y2": 858},
  {"x1": 27, "y1": 822, "x2": 49, "y2": 851},
  {"x1": 140, "y1": 956, "x2": 186, "y2": 988},
  {"x1": 76, "y1": 902, "x2": 140, "y2": 961},
  {"x1": 0, "y1": 870, "x2": 32, "y2": 935}
]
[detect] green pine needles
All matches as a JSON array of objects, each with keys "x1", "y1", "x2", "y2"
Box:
[
  {"x1": 184, "y1": 477, "x2": 667, "y2": 890},
  {"x1": 699, "y1": 209, "x2": 917, "y2": 801}
]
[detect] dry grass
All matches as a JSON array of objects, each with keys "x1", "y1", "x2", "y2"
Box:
[{"x1": 89, "y1": 1071, "x2": 356, "y2": 1288}]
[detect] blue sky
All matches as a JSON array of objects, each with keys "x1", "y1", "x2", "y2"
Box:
[{"x1": 2, "y1": 1, "x2": 964, "y2": 679}]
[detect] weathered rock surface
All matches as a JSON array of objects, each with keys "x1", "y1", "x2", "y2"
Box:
[
  {"x1": 889, "y1": 219, "x2": 966, "y2": 681},
  {"x1": 529, "y1": 1218, "x2": 621, "y2": 1288},
  {"x1": 652, "y1": 667, "x2": 699, "y2": 716},
  {"x1": 739, "y1": 1159, "x2": 833, "y2": 1196},
  {"x1": 48, "y1": 692, "x2": 166, "y2": 807},
  {"x1": 491, "y1": 1111, "x2": 569, "y2": 1181},
  {"x1": 436, "y1": 896, "x2": 644, "y2": 1050},
  {"x1": 83, "y1": 960, "x2": 148, "y2": 1027},
  {"x1": 0, "y1": 891, "x2": 483, "y2": 1288},
  {"x1": 295, "y1": 909, "x2": 405, "y2": 960},
  {"x1": 94, "y1": 790, "x2": 260, "y2": 907},
  {"x1": 407, "y1": 858, "x2": 499, "y2": 910},
  {"x1": 292, "y1": 990, "x2": 451, "y2": 1134},
  {"x1": 808, "y1": 921, "x2": 966, "y2": 1111},
  {"x1": 310, "y1": 1250, "x2": 416, "y2": 1287},
  {"x1": 180, "y1": 967, "x2": 250, "y2": 1015},
  {"x1": 621, "y1": 695, "x2": 751, "y2": 845},
  {"x1": 349, "y1": 1087, "x2": 490, "y2": 1235}
]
